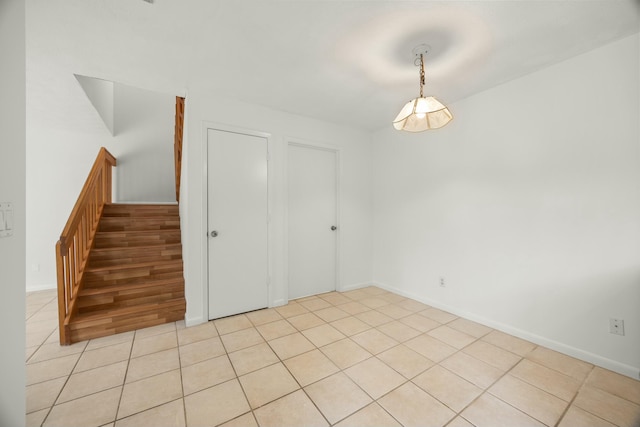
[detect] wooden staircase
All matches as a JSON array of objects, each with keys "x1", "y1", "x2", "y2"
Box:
[{"x1": 67, "y1": 203, "x2": 186, "y2": 343}]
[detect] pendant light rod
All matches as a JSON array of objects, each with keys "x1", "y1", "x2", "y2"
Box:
[
  {"x1": 418, "y1": 54, "x2": 425, "y2": 98},
  {"x1": 412, "y1": 44, "x2": 429, "y2": 98}
]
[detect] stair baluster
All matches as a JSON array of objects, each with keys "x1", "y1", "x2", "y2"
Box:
[{"x1": 56, "y1": 147, "x2": 116, "y2": 345}]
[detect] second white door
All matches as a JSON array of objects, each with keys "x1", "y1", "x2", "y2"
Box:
[{"x1": 288, "y1": 143, "x2": 337, "y2": 299}]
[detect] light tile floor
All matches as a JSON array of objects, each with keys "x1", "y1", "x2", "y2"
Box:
[{"x1": 26, "y1": 287, "x2": 640, "y2": 427}]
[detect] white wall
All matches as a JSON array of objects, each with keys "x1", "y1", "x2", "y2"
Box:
[
  {"x1": 181, "y1": 92, "x2": 373, "y2": 326},
  {"x1": 372, "y1": 34, "x2": 640, "y2": 378},
  {"x1": 113, "y1": 84, "x2": 175, "y2": 202},
  {"x1": 0, "y1": 0, "x2": 27, "y2": 423},
  {"x1": 26, "y1": 76, "x2": 176, "y2": 291}
]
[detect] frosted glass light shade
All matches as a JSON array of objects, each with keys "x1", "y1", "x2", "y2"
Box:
[{"x1": 393, "y1": 96, "x2": 453, "y2": 131}]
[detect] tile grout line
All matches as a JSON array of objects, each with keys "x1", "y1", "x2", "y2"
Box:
[
  {"x1": 552, "y1": 364, "x2": 594, "y2": 427},
  {"x1": 25, "y1": 299, "x2": 59, "y2": 365},
  {"x1": 552, "y1": 364, "x2": 627, "y2": 427},
  {"x1": 292, "y1": 296, "x2": 385, "y2": 426},
  {"x1": 111, "y1": 327, "x2": 136, "y2": 425},
  {"x1": 347, "y1": 303, "x2": 543, "y2": 426},
  {"x1": 252, "y1": 316, "x2": 332, "y2": 426},
  {"x1": 212, "y1": 318, "x2": 261, "y2": 426},
  {"x1": 255, "y1": 296, "x2": 382, "y2": 425},
  {"x1": 112, "y1": 323, "x2": 185, "y2": 424},
  {"x1": 276, "y1": 294, "x2": 426, "y2": 426},
  {"x1": 178, "y1": 321, "x2": 188, "y2": 427},
  {"x1": 475, "y1": 341, "x2": 608, "y2": 427},
  {"x1": 25, "y1": 293, "x2": 56, "y2": 322},
  {"x1": 35, "y1": 337, "x2": 89, "y2": 427},
  {"x1": 478, "y1": 345, "x2": 561, "y2": 426},
  {"x1": 436, "y1": 345, "x2": 536, "y2": 427},
  {"x1": 405, "y1": 327, "x2": 488, "y2": 425},
  {"x1": 333, "y1": 348, "x2": 408, "y2": 427}
]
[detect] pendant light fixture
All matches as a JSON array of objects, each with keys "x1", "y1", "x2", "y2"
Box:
[{"x1": 393, "y1": 45, "x2": 453, "y2": 132}]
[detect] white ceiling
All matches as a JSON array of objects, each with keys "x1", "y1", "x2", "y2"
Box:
[{"x1": 27, "y1": 0, "x2": 639, "y2": 132}]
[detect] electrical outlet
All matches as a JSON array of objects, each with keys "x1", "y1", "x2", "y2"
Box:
[
  {"x1": 609, "y1": 318, "x2": 625, "y2": 336},
  {"x1": 440, "y1": 277, "x2": 446, "y2": 287}
]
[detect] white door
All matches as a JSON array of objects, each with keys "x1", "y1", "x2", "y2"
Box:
[
  {"x1": 288, "y1": 143, "x2": 337, "y2": 299},
  {"x1": 208, "y1": 129, "x2": 268, "y2": 319}
]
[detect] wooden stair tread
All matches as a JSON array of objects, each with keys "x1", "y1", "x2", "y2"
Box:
[
  {"x1": 86, "y1": 258, "x2": 183, "y2": 273},
  {"x1": 102, "y1": 206, "x2": 178, "y2": 217},
  {"x1": 101, "y1": 218, "x2": 179, "y2": 221},
  {"x1": 98, "y1": 221, "x2": 179, "y2": 232},
  {"x1": 99, "y1": 220, "x2": 179, "y2": 226},
  {"x1": 93, "y1": 230, "x2": 181, "y2": 248},
  {"x1": 83, "y1": 271, "x2": 183, "y2": 288},
  {"x1": 89, "y1": 243, "x2": 182, "y2": 264},
  {"x1": 104, "y1": 203, "x2": 178, "y2": 208},
  {"x1": 88, "y1": 246, "x2": 183, "y2": 268},
  {"x1": 104, "y1": 203, "x2": 178, "y2": 209},
  {"x1": 97, "y1": 228, "x2": 180, "y2": 234},
  {"x1": 90, "y1": 243, "x2": 182, "y2": 253},
  {"x1": 95, "y1": 230, "x2": 181, "y2": 238}
]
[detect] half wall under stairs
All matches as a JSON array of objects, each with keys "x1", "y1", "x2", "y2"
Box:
[{"x1": 67, "y1": 203, "x2": 186, "y2": 343}]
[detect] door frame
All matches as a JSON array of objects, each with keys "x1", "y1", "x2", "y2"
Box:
[
  {"x1": 201, "y1": 122, "x2": 274, "y2": 321},
  {"x1": 284, "y1": 137, "x2": 342, "y2": 302}
]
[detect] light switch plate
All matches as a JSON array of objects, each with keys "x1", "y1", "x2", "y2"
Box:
[
  {"x1": 5, "y1": 208, "x2": 13, "y2": 230},
  {"x1": 0, "y1": 202, "x2": 13, "y2": 237}
]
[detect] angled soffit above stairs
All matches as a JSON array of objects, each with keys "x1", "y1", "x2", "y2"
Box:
[{"x1": 75, "y1": 74, "x2": 115, "y2": 136}]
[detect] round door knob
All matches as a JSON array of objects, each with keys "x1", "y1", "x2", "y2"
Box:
[
  {"x1": 331, "y1": 226, "x2": 337, "y2": 231},
  {"x1": 210, "y1": 230, "x2": 218, "y2": 237}
]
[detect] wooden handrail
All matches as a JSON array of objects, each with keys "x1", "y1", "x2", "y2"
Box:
[
  {"x1": 56, "y1": 147, "x2": 116, "y2": 345},
  {"x1": 174, "y1": 96, "x2": 185, "y2": 202}
]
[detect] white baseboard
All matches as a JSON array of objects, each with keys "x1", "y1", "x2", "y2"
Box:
[
  {"x1": 184, "y1": 315, "x2": 206, "y2": 327},
  {"x1": 339, "y1": 282, "x2": 372, "y2": 292},
  {"x1": 372, "y1": 281, "x2": 640, "y2": 380},
  {"x1": 271, "y1": 299, "x2": 287, "y2": 308},
  {"x1": 26, "y1": 283, "x2": 56, "y2": 293}
]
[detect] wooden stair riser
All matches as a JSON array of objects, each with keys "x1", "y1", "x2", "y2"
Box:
[
  {"x1": 90, "y1": 244, "x2": 182, "y2": 259},
  {"x1": 70, "y1": 310, "x2": 186, "y2": 342},
  {"x1": 70, "y1": 312, "x2": 186, "y2": 342},
  {"x1": 94, "y1": 231, "x2": 182, "y2": 248},
  {"x1": 89, "y1": 254, "x2": 183, "y2": 268},
  {"x1": 69, "y1": 301, "x2": 186, "y2": 342},
  {"x1": 78, "y1": 289, "x2": 185, "y2": 311},
  {"x1": 98, "y1": 217, "x2": 180, "y2": 232},
  {"x1": 102, "y1": 205, "x2": 178, "y2": 217},
  {"x1": 77, "y1": 281, "x2": 184, "y2": 311},
  {"x1": 84, "y1": 267, "x2": 184, "y2": 287},
  {"x1": 88, "y1": 245, "x2": 182, "y2": 268},
  {"x1": 77, "y1": 289, "x2": 185, "y2": 314},
  {"x1": 79, "y1": 277, "x2": 183, "y2": 296},
  {"x1": 72, "y1": 296, "x2": 185, "y2": 322}
]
